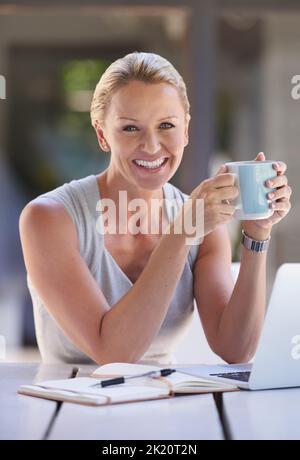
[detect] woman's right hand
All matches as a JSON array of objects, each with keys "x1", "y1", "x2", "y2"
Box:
[{"x1": 177, "y1": 165, "x2": 239, "y2": 242}]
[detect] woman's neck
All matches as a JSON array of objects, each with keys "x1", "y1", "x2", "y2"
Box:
[
  {"x1": 97, "y1": 168, "x2": 164, "y2": 204},
  {"x1": 95, "y1": 168, "x2": 168, "y2": 237}
]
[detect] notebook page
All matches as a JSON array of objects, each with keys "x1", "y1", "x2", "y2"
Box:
[
  {"x1": 26, "y1": 376, "x2": 170, "y2": 402},
  {"x1": 18, "y1": 385, "x2": 108, "y2": 405}
]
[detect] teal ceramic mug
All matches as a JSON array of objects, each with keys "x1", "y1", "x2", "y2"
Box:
[{"x1": 224, "y1": 160, "x2": 278, "y2": 220}]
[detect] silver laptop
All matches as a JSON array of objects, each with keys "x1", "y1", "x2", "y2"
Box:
[{"x1": 177, "y1": 263, "x2": 300, "y2": 390}]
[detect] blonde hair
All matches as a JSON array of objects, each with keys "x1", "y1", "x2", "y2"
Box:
[{"x1": 90, "y1": 51, "x2": 190, "y2": 127}]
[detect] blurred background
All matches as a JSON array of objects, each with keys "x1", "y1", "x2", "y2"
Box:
[{"x1": 0, "y1": 0, "x2": 299, "y2": 363}]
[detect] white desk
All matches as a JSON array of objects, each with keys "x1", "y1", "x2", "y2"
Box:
[
  {"x1": 0, "y1": 363, "x2": 73, "y2": 440},
  {"x1": 0, "y1": 363, "x2": 223, "y2": 440},
  {"x1": 49, "y1": 392, "x2": 223, "y2": 440},
  {"x1": 4, "y1": 363, "x2": 300, "y2": 440},
  {"x1": 222, "y1": 388, "x2": 300, "y2": 440}
]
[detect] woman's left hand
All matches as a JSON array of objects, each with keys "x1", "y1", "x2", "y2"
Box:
[{"x1": 241, "y1": 152, "x2": 292, "y2": 241}]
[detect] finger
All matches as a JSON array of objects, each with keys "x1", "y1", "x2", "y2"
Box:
[
  {"x1": 214, "y1": 164, "x2": 227, "y2": 176},
  {"x1": 214, "y1": 186, "x2": 239, "y2": 201},
  {"x1": 277, "y1": 195, "x2": 291, "y2": 202},
  {"x1": 273, "y1": 161, "x2": 287, "y2": 175},
  {"x1": 216, "y1": 203, "x2": 236, "y2": 215},
  {"x1": 265, "y1": 175, "x2": 288, "y2": 189},
  {"x1": 265, "y1": 213, "x2": 283, "y2": 226},
  {"x1": 220, "y1": 206, "x2": 236, "y2": 216},
  {"x1": 254, "y1": 152, "x2": 265, "y2": 161},
  {"x1": 212, "y1": 173, "x2": 236, "y2": 188},
  {"x1": 267, "y1": 185, "x2": 292, "y2": 202},
  {"x1": 269, "y1": 200, "x2": 291, "y2": 212}
]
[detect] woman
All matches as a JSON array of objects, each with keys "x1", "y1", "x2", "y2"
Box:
[{"x1": 19, "y1": 52, "x2": 292, "y2": 365}]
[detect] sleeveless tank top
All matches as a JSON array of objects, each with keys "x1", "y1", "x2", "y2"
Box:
[{"x1": 26, "y1": 174, "x2": 200, "y2": 365}]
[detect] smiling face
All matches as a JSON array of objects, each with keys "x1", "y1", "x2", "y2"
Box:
[{"x1": 94, "y1": 80, "x2": 190, "y2": 192}]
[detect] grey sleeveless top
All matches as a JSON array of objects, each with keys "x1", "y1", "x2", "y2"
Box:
[{"x1": 27, "y1": 175, "x2": 200, "y2": 366}]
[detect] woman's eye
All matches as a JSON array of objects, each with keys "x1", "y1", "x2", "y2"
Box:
[
  {"x1": 123, "y1": 125, "x2": 138, "y2": 132},
  {"x1": 123, "y1": 123, "x2": 174, "y2": 132},
  {"x1": 160, "y1": 122, "x2": 174, "y2": 129}
]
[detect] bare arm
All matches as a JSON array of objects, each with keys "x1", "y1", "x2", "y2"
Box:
[
  {"x1": 193, "y1": 225, "x2": 267, "y2": 364},
  {"x1": 216, "y1": 246, "x2": 267, "y2": 363},
  {"x1": 19, "y1": 199, "x2": 190, "y2": 365}
]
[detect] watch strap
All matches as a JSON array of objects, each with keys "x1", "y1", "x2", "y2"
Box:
[{"x1": 241, "y1": 229, "x2": 271, "y2": 253}]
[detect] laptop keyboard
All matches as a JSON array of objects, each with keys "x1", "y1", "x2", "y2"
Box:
[{"x1": 209, "y1": 371, "x2": 251, "y2": 382}]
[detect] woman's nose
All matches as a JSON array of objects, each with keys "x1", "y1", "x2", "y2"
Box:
[{"x1": 140, "y1": 131, "x2": 161, "y2": 154}]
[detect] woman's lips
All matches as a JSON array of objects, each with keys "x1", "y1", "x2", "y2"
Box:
[{"x1": 132, "y1": 157, "x2": 169, "y2": 173}]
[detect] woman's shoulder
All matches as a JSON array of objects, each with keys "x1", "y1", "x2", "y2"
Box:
[
  {"x1": 19, "y1": 176, "x2": 83, "y2": 238},
  {"x1": 20, "y1": 174, "x2": 100, "y2": 267},
  {"x1": 23, "y1": 174, "x2": 97, "y2": 225},
  {"x1": 19, "y1": 194, "x2": 78, "y2": 266}
]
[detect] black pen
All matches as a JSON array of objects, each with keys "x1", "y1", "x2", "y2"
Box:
[{"x1": 90, "y1": 368, "x2": 176, "y2": 388}]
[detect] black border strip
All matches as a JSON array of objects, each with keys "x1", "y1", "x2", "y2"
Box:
[
  {"x1": 42, "y1": 366, "x2": 79, "y2": 440},
  {"x1": 213, "y1": 392, "x2": 233, "y2": 441}
]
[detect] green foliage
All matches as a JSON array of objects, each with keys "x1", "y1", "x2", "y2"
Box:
[{"x1": 61, "y1": 59, "x2": 111, "y2": 92}]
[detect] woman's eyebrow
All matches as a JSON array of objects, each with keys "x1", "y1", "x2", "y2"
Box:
[{"x1": 118, "y1": 116, "x2": 178, "y2": 121}]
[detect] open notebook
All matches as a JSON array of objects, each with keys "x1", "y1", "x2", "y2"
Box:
[{"x1": 18, "y1": 362, "x2": 238, "y2": 407}]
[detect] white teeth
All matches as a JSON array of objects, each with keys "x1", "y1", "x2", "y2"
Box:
[{"x1": 134, "y1": 158, "x2": 166, "y2": 168}]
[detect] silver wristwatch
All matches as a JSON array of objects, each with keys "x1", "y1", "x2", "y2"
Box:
[{"x1": 241, "y1": 229, "x2": 271, "y2": 253}]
